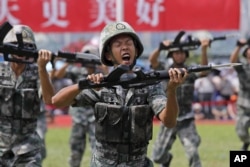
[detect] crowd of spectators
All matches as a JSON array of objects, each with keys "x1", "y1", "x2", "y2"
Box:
[{"x1": 193, "y1": 68, "x2": 238, "y2": 120}]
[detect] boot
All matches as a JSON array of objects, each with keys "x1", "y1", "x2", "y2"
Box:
[
  {"x1": 161, "y1": 154, "x2": 173, "y2": 167},
  {"x1": 241, "y1": 143, "x2": 249, "y2": 151}
]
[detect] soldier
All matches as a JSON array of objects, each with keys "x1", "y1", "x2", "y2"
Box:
[
  {"x1": 52, "y1": 21, "x2": 187, "y2": 167},
  {"x1": 66, "y1": 44, "x2": 104, "y2": 167},
  {"x1": 230, "y1": 39, "x2": 250, "y2": 151},
  {"x1": 0, "y1": 24, "x2": 54, "y2": 166},
  {"x1": 149, "y1": 32, "x2": 210, "y2": 167}
]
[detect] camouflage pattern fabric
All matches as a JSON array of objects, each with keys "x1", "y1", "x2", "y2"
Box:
[
  {"x1": 235, "y1": 105, "x2": 250, "y2": 144},
  {"x1": 234, "y1": 63, "x2": 250, "y2": 146},
  {"x1": 151, "y1": 63, "x2": 202, "y2": 167},
  {"x1": 174, "y1": 72, "x2": 197, "y2": 121},
  {"x1": 36, "y1": 102, "x2": 48, "y2": 162},
  {"x1": 164, "y1": 64, "x2": 198, "y2": 121},
  {"x1": 66, "y1": 65, "x2": 96, "y2": 167},
  {"x1": 0, "y1": 62, "x2": 43, "y2": 167},
  {"x1": 68, "y1": 106, "x2": 95, "y2": 167},
  {"x1": 233, "y1": 63, "x2": 250, "y2": 109},
  {"x1": 73, "y1": 79, "x2": 167, "y2": 167},
  {"x1": 91, "y1": 145, "x2": 154, "y2": 167},
  {"x1": 152, "y1": 119, "x2": 201, "y2": 167},
  {"x1": 3, "y1": 24, "x2": 36, "y2": 45}
]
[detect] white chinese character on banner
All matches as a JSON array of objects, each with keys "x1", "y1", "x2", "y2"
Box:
[
  {"x1": 42, "y1": 0, "x2": 69, "y2": 27},
  {"x1": 137, "y1": 0, "x2": 165, "y2": 27},
  {"x1": 90, "y1": 0, "x2": 116, "y2": 27},
  {"x1": 0, "y1": 0, "x2": 20, "y2": 24}
]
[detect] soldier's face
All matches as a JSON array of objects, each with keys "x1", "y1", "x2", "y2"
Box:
[
  {"x1": 12, "y1": 54, "x2": 26, "y2": 61},
  {"x1": 172, "y1": 51, "x2": 186, "y2": 64},
  {"x1": 106, "y1": 34, "x2": 137, "y2": 67}
]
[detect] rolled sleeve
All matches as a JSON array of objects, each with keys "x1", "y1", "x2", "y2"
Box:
[
  {"x1": 148, "y1": 84, "x2": 167, "y2": 117},
  {"x1": 73, "y1": 89, "x2": 100, "y2": 107}
]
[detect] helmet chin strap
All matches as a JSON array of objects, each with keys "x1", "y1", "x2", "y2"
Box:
[{"x1": 129, "y1": 55, "x2": 137, "y2": 70}]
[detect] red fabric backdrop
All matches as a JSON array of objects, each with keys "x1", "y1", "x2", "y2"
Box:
[{"x1": 0, "y1": 0, "x2": 239, "y2": 32}]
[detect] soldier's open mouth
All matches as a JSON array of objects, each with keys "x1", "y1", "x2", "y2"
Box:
[{"x1": 122, "y1": 54, "x2": 130, "y2": 61}]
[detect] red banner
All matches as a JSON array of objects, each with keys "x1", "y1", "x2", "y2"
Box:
[{"x1": 0, "y1": 0, "x2": 240, "y2": 32}]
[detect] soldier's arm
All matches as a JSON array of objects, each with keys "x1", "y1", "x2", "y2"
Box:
[
  {"x1": 200, "y1": 39, "x2": 209, "y2": 66},
  {"x1": 52, "y1": 84, "x2": 81, "y2": 108},
  {"x1": 149, "y1": 40, "x2": 171, "y2": 69},
  {"x1": 199, "y1": 38, "x2": 209, "y2": 77},
  {"x1": 230, "y1": 39, "x2": 246, "y2": 63},
  {"x1": 158, "y1": 68, "x2": 187, "y2": 128},
  {"x1": 52, "y1": 62, "x2": 70, "y2": 79},
  {"x1": 37, "y1": 49, "x2": 55, "y2": 104},
  {"x1": 148, "y1": 48, "x2": 161, "y2": 69}
]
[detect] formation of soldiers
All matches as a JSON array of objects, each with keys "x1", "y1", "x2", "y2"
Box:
[{"x1": 0, "y1": 20, "x2": 250, "y2": 167}]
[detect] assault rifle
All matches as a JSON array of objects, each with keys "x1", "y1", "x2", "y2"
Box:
[
  {"x1": 0, "y1": 21, "x2": 101, "y2": 68},
  {"x1": 78, "y1": 63, "x2": 242, "y2": 89},
  {"x1": 159, "y1": 30, "x2": 236, "y2": 52},
  {"x1": 236, "y1": 38, "x2": 250, "y2": 47}
]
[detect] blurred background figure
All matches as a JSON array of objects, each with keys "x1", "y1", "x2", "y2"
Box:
[
  {"x1": 149, "y1": 30, "x2": 211, "y2": 167},
  {"x1": 49, "y1": 39, "x2": 108, "y2": 167},
  {"x1": 194, "y1": 73, "x2": 215, "y2": 119},
  {"x1": 193, "y1": 103, "x2": 205, "y2": 120},
  {"x1": 66, "y1": 44, "x2": 100, "y2": 167},
  {"x1": 230, "y1": 38, "x2": 250, "y2": 151},
  {"x1": 45, "y1": 60, "x2": 73, "y2": 123}
]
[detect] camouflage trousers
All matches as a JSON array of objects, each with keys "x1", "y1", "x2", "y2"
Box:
[
  {"x1": 235, "y1": 105, "x2": 250, "y2": 144},
  {"x1": 0, "y1": 118, "x2": 43, "y2": 167},
  {"x1": 152, "y1": 118, "x2": 201, "y2": 167},
  {"x1": 36, "y1": 111, "x2": 48, "y2": 162},
  {"x1": 68, "y1": 121, "x2": 95, "y2": 167},
  {"x1": 0, "y1": 147, "x2": 42, "y2": 167},
  {"x1": 90, "y1": 153, "x2": 154, "y2": 167}
]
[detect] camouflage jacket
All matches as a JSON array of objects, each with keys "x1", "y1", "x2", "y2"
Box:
[
  {"x1": 0, "y1": 62, "x2": 42, "y2": 156},
  {"x1": 234, "y1": 62, "x2": 250, "y2": 109},
  {"x1": 154, "y1": 63, "x2": 198, "y2": 121},
  {"x1": 66, "y1": 65, "x2": 96, "y2": 123},
  {"x1": 0, "y1": 62, "x2": 40, "y2": 119},
  {"x1": 73, "y1": 77, "x2": 167, "y2": 155}
]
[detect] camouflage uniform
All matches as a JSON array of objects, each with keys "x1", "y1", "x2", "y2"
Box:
[
  {"x1": 234, "y1": 63, "x2": 250, "y2": 148},
  {"x1": 53, "y1": 21, "x2": 179, "y2": 167},
  {"x1": 0, "y1": 62, "x2": 43, "y2": 167},
  {"x1": 66, "y1": 65, "x2": 96, "y2": 167},
  {"x1": 36, "y1": 101, "x2": 48, "y2": 162},
  {"x1": 152, "y1": 64, "x2": 202, "y2": 167},
  {"x1": 73, "y1": 80, "x2": 165, "y2": 167}
]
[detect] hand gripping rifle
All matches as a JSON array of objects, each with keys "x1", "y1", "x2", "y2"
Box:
[
  {"x1": 78, "y1": 63, "x2": 242, "y2": 89},
  {"x1": 0, "y1": 21, "x2": 101, "y2": 68},
  {"x1": 159, "y1": 30, "x2": 236, "y2": 52}
]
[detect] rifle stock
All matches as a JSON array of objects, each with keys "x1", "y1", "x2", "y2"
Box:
[{"x1": 57, "y1": 51, "x2": 101, "y2": 66}]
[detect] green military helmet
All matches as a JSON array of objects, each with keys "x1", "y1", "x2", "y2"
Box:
[
  {"x1": 99, "y1": 21, "x2": 144, "y2": 66},
  {"x1": 80, "y1": 44, "x2": 100, "y2": 68},
  {"x1": 192, "y1": 30, "x2": 213, "y2": 41},
  {"x1": 3, "y1": 24, "x2": 37, "y2": 49},
  {"x1": 81, "y1": 44, "x2": 99, "y2": 56}
]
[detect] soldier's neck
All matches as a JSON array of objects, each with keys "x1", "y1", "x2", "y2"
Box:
[{"x1": 11, "y1": 62, "x2": 26, "y2": 77}]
